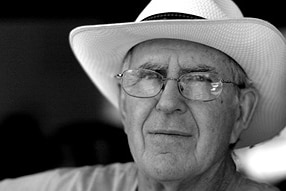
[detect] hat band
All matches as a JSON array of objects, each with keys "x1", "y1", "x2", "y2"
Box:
[{"x1": 142, "y1": 12, "x2": 205, "y2": 21}]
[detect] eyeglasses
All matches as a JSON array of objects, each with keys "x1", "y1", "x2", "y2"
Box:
[{"x1": 116, "y1": 69, "x2": 239, "y2": 102}]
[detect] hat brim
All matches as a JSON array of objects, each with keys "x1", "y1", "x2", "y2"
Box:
[{"x1": 69, "y1": 18, "x2": 286, "y2": 148}]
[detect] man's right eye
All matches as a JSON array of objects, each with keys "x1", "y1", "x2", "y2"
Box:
[{"x1": 138, "y1": 71, "x2": 159, "y2": 79}]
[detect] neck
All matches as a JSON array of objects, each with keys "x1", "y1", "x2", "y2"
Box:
[{"x1": 137, "y1": 154, "x2": 236, "y2": 191}]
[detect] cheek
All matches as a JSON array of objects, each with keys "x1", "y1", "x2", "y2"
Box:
[
  {"x1": 123, "y1": 97, "x2": 156, "y2": 159},
  {"x1": 193, "y1": 100, "x2": 236, "y2": 158},
  {"x1": 124, "y1": 98, "x2": 153, "y2": 131}
]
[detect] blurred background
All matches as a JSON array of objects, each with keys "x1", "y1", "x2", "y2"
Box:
[{"x1": 0, "y1": 0, "x2": 285, "y2": 190}]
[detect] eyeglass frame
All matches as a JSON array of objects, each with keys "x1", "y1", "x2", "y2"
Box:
[{"x1": 115, "y1": 68, "x2": 243, "y2": 102}]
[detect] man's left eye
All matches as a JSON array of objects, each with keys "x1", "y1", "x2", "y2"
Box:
[{"x1": 193, "y1": 75, "x2": 211, "y2": 82}]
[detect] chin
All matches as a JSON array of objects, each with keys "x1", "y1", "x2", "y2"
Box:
[
  {"x1": 150, "y1": 167, "x2": 187, "y2": 182},
  {"x1": 143, "y1": 155, "x2": 190, "y2": 181}
]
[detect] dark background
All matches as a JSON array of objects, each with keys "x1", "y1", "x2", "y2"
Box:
[
  {"x1": 1, "y1": 1, "x2": 285, "y2": 28},
  {"x1": 0, "y1": 0, "x2": 285, "y2": 190}
]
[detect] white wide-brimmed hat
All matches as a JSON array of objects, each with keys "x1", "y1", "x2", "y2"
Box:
[{"x1": 69, "y1": 0, "x2": 286, "y2": 148}]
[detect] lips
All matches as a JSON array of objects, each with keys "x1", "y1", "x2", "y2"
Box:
[{"x1": 148, "y1": 130, "x2": 192, "y2": 137}]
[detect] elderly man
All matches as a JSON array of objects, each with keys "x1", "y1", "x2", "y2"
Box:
[{"x1": 0, "y1": 0, "x2": 285, "y2": 190}]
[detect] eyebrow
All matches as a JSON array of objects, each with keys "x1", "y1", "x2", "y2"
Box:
[
  {"x1": 138, "y1": 63, "x2": 217, "y2": 76},
  {"x1": 139, "y1": 62, "x2": 168, "y2": 70},
  {"x1": 179, "y1": 64, "x2": 217, "y2": 76}
]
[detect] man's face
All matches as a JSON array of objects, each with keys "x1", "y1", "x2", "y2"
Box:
[{"x1": 120, "y1": 39, "x2": 240, "y2": 181}]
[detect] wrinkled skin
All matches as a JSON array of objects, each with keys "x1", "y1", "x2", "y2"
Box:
[{"x1": 119, "y1": 39, "x2": 258, "y2": 191}]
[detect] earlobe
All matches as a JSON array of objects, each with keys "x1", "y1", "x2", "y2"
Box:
[{"x1": 230, "y1": 87, "x2": 259, "y2": 144}]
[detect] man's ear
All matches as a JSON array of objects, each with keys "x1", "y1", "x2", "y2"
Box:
[
  {"x1": 230, "y1": 87, "x2": 259, "y2": 144},
  {"x1": 118, "y1": 87, "x2": 128, "y2": 131}
]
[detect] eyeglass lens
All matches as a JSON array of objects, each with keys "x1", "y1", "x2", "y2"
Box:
[{"x1": 120, "y1": 69, "x2": 223, "y2": 101}]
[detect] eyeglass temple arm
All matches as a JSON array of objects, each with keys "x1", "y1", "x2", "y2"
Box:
[{"x1": 221, "y1": 80, "x2": 245, "y2": 89}]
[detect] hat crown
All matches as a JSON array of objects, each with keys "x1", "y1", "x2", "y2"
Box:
[{"x1": 136, "y1": 0, "x2": 244, "y2": 22}]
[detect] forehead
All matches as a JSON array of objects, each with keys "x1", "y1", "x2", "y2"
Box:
[{"x1": 128, "y1": 39, "x2": 234, "y2": 76}]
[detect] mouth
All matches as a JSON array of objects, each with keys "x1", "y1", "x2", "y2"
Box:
[{"x1": 148, "y1": 130, "x2": 192, "y2": 138}]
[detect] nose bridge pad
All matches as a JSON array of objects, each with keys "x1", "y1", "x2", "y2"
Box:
[
  {"x1": 162, "y1": 78, "x2": 180, "y2": 96},
  {"x1": 156, "y1": 78, "x2": 186, "y2": 113}
]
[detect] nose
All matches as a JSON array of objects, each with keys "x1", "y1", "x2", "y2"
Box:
[{"x1": 155, "y1": 79, "x2": 187, "y2": 114}]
